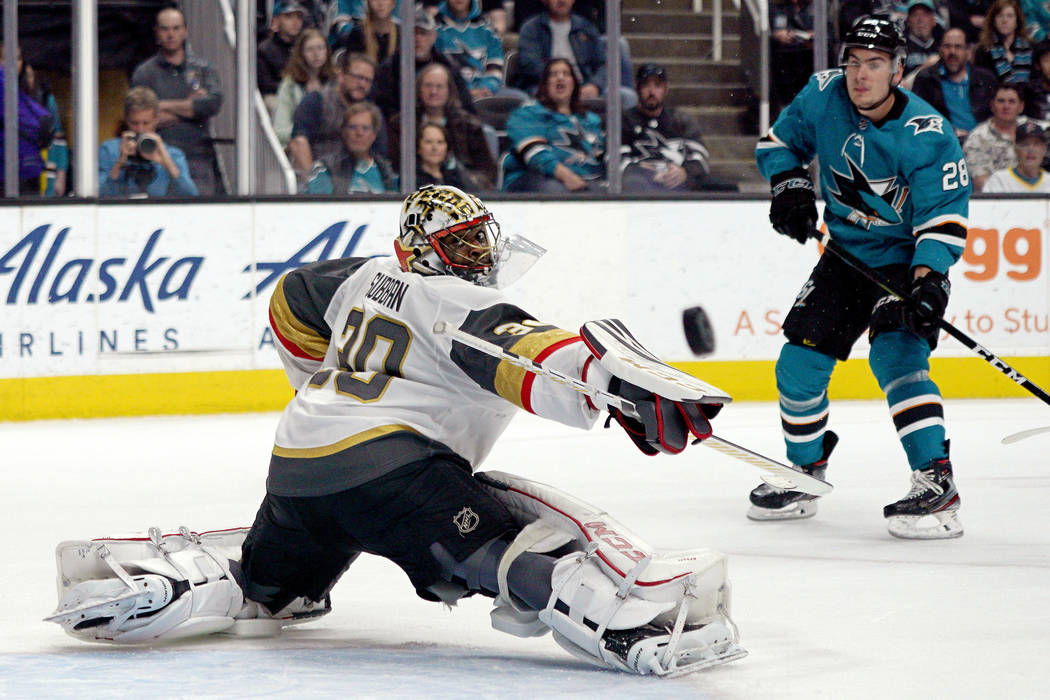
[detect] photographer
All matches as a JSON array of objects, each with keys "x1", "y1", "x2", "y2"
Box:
[{"x1": 99, "y1": 86, "x2": 198, "y2": 198}]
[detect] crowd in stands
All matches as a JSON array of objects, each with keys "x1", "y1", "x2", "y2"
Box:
[
  {"x1": 9, "y1": 0, "x2": 1050, "y2": 197},
  {"x1": 776, "y1": 0, "x2": 1050, "y2": 191}
]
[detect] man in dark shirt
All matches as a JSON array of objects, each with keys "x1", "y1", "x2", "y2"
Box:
[
  {"x1": 131, "y1": 6, "x2": 224, "y2": 195},
  {"x1": 911, "y1": 27, "x2": 997, "y2": 142},
  {"x1": 621, "y1": 63, "x2": 735, "y2": 192},
  {"x1": 288, "y1": 51, "x2": 386, "y2": 178},
  {"x1": 258, "y1": 1, "x2": 306, "y2": 102}
]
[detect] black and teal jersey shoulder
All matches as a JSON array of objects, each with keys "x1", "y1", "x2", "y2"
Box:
[{"x1": 756, "y1": 69, "x2": 970, "y2": 273}]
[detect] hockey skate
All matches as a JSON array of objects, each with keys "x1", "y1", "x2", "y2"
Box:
[
  {"x1": 747, "y1": 431, "x2": 838, "y2": 521},
  {"x1": 884, "y1": 460, "x2": 963, "y2": 539}
]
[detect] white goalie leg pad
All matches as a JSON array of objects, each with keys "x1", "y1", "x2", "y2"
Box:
[
  {"x1": 46, "y1": 526, "x2": 249, "y2": 644},
  {"x1": 478, "y1": 471, "x2": 747, "y2": 675}
]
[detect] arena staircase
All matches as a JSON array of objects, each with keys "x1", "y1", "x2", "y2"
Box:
[{"x1": 622, "y1": 0, "x2": 763, "y2": 190}]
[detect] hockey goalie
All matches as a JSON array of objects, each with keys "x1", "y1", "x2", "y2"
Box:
[{"x1": 46, "y1": 185, "x2": 744, "y2": 678}]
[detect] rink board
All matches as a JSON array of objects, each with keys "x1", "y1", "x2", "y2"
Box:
[{"x1": 2, "y1": 198, "x2": 1048, "y2": 419}]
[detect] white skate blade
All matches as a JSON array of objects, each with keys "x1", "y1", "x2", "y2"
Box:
[
  {"x1": 630, "y1": 622, "x2": 748, "y2": 678},
  {"x1": 886, "y1": 509, "x2": 964, "y2": 540},
  {"x1": 747, "y1": 499, "x2": 818, "y2": 521}
]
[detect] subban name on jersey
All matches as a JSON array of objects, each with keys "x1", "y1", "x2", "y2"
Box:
[{"x1": 365, "y1": 272, "x2": 409, "y2": 312}]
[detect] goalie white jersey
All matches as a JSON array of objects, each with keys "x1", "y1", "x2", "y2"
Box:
[{"x1": 267, "y1": 255, "x2": 600, "y2": 496}]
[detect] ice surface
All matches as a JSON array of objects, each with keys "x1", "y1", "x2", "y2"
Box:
[{"x1": 2, "y1": 399, "x2": 1049, "y2": 698}]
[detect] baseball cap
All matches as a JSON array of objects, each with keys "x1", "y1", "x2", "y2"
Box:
[
  {"x1": 907, "y1": 0, "x2": 937, "y2": 13},
  {"x1": 414, "y1": 7, "x2": 437, "y2": 32},
  {"x1": 1016, "y1": 121, "x2": 1047, "y2": 142},
  {"x1": 636, "y1": 62, "x2": 668, "y2": 84},
  {"x1": 275, "y1": 1, "x2": 307, "y2": 16}
]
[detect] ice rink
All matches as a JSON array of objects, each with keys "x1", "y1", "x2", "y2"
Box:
[{"x1": 2, "y1": 398, "x2": 1048, "y2": 698}]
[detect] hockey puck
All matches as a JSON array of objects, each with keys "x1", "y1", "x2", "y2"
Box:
[{"x1": 682, "y1": 306, "x2": 716, "y2": 356}]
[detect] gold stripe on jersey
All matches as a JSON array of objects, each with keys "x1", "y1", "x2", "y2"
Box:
[
  {"x1": 270, "y1": 275, "x2": 330, "y2": 360},
  {"x1": 272, "y1": 423, "x2": 421, "y2": 458},
  {"x1": 494, "y1": 329, "x2": 579, "y2": 409}
]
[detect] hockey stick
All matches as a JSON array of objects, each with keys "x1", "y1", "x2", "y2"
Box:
[
  {"x1": 433, "y1": 321, "x2": 832, "y2": 495},
  {"x1": 814, "y1": 230, "x2": 1050, "y2": 444},
  {"x1": 815, "y1": 229, "x2": 1050, "y2": 401}
]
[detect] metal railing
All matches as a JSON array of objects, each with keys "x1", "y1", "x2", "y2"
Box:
[
  {"x1": 182, "y1": 0, "x2": 295, "y2": 194},
  {"x1": 739, "y1": 0, "x2": 770, "y2": 135}
]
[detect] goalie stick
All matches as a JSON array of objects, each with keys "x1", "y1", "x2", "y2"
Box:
[{"x1": 433, "y1": 321, "x2": 832, "y2": 496}]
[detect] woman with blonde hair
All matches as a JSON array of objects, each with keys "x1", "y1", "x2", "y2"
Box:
[
  {"x1": 341, "y1": 0, "x2": 398, "y2": 64},
  {"x1": 975, "y1": 0, "x2": 1034, "y2": 83},
  {"x1": 272, "y1": 28, "x2": 333, "y2": 146}
]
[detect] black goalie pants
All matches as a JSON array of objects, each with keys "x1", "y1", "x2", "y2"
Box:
[{"x1": 239, "y1": 455, "x2": 520, "y2": 613}]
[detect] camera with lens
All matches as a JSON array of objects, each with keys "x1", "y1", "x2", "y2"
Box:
[{"x1": 136, "y1": 133, "x2": 159, "y2": 157}]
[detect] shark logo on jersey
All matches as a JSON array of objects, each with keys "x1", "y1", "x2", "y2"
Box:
[
  {"x1": 826, "y1": 154, "x2": 908, "y2": 227},
  {"x1": 905, "y1": 115, "x2": 944, "y2": 135},
  {"x1": 841, "y1": 134, "x2": 866, "y2": 167},
  {"x1": 815, "y1": 69, "x2": 842, "y2": 91},
  {"x1": 624, "y1": 124, "x2": 708, "y2": 167},
  {"x1": 553, "y1": 125, "x2": 601, "y2": 167}
]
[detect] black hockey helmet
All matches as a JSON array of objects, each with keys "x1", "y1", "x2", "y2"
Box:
[{"x1": 839, "y1": 16, "x2": 907, "y2": 67}]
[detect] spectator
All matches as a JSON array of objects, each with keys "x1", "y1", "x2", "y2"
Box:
[
  {"x1": 963, "y1": 81, "x2": 1031, "y2": 190},
  {"x1": 983, "y1": 119, "x2": 1050, "y2": 188},
  {"x1": 388, "y1": 63, "x2": 496, "y2": 188},
  {"x1": 621, "y1": 63, "x2": 736, "y2": 192},
  {"x1": 514, "y1": 0, "x2": 604, "y2": 33},
  {"x1": 131, "y1": 6, "x2": 224, "y2": 195},
  {"x1": 974, "y1": 0, "x2": 1033, "y2": 83},
  {"x1": 435, "y1": 0, "x2": 516, "y2": 101},
  {"x1": 272, "y1": 0, "x2": 329, "y2": 31},
  {"x1": 501, "y1": 58, "x2": 604, "y2": 193},
  {"x1": 903, "y1": 0, "x2": 946, "y2": 79},
  {"x1": 770, "y1": 0, "x2": 816, "y2": 117},
  {"x1": 0, "y1": 52, "x2": 53, "y2": 197},
  {"x1": 911, "y1": 27, "x2": 998, "y2": 141},
  {"x1": 837, "y1": 0, "x2": 895, "y2": 43},
  {"x1": 304, "y1": 101, "x2": 397, "y2": 193},
  {"x1": 371, "y1": 7, "x2": 475, "y2": 118},
  {"x1": 98, "y1": 86, "x2": 198, "y2": 198},
  {"x1": 1021, "y1": 0, "x2": 1050, "y2": 40},
  {"x1": 946, "y1": 0, "x2": 992, "y2": 42},
  {"x1": 514, "y1": 0, "x2": 632, "y2": 104},
  {"x1": 416, "y1": 122, "x2": 474, "y2": 187},
  {"x1": 273, "y1": 28, "x2": 334, "y2": 146},
  {"x1": 258, "y1": 1, "x2": 307, "y2": 108},
  {"x1": 288, "y1": 51, "x2": 381, "y2": 177},
  {"x1": 2, "y1": 42, "x2": 67, "y2": 197},
  {"x1": 340, "y1": 0, "x2": 399, "y2": 64},
  {"x1": 1027, "y1": 39, "x2": 1050, "y2": 117}
]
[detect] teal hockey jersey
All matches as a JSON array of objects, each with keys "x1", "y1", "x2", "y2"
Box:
[{"x1": 756, "y1": 69, "x2": 970, "y2": 274}]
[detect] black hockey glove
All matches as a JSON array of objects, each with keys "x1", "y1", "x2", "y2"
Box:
[
  {"x1": 904, "y1": 270, "x2": 951, "y2": 335},
  {"x1": 769, "y1": 167, "x2": 817, "y2": 244},
  {"x1": 606, "y1": 377, "x2": 719, "y2": 455}
]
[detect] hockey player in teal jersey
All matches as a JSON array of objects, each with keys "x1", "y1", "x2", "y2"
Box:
[{"x1": 752, "y1": 16, "x2": 968, "y2": 539}]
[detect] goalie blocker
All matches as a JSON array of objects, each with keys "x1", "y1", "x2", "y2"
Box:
[{"x1": 45, "y1": 475, "x2": 745, "y2": 677}]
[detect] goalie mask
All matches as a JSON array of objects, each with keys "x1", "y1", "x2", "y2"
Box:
[{"x1": 396, "y1": 184, "x2": 544, "y2": 288}]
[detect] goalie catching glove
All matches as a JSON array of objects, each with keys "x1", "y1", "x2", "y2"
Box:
[{"x1": 606, "y1": 377, "x2": 718, "y2": 455}]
